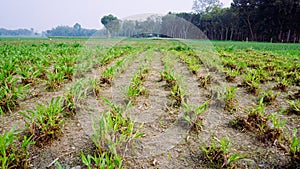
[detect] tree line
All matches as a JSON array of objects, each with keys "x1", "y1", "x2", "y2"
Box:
[
  {"x1": 2, "y1": 0, "x2": 299, "y2": 42},
  {"x1": 0, "y1": 23, "x2": 102, "y2": 37},
  {"x1": 183, "y1": 0, "x2": 300, "y2": 42},
  {"x1": 101, "y1": 0, "x2": 300, "y2": 42},
  {"x1": 0, "y1": 28, "x2": 36, "y2": 37},
  {"x1": 45, "y1": 23, "x2": 102, "y2": 37}
]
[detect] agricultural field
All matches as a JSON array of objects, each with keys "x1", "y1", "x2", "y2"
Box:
[{"x1": 0, "y1": 37, "x2": 300, "y2": 168}]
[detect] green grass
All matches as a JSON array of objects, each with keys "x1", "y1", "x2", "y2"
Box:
[
  {"x1": 0, "y1": 127, "x2": 34, "y2": 169},
  {"x1": 0, "y1": 38, "x2": 300, "y2": 168},
  {"x1": 200, "y1": 136, "x2": 246, "y2": 168},
  {"x1": 81, "y1": 98, "x2": 143, "y2": 168},
  {"x1": 213, "y1": 41, "x2": 300, "y2": 51},
  {"x1": 19, "y1": 98, "x2": 65, "y2": 144}
]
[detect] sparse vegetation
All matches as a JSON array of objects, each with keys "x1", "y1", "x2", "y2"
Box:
[
  {"x1": 81, "y1": 98, "x2": 143, "y2": 168},
  {"x1": 126, "y1": 68, "x2": 148, "y2": 102},
  {"x1": 200, "y1": 137, "x2": 246, "y2": 168},
  {"x1": 1, "y1": 38, "x2": 300, "y2": 168},
  {"x1": 183, "y1": 102, "x2": 207, "y2": 133},
  {"x1": 0, "y1": 127, "x2": 34, "y2": 169},
  {"x1": 289, "y1": 129, "x2": 300, "y2": 161},
  {"x1": 19, "y1": 98, "x2": 65, "y2": 145},
  {"x1": 224, "y1": 86, "x2": 238, "y2": 113},
  {"x1": 287, "y1": 100, "x2": 300, "y2": 115},
  {"x1": 259, "y1": 90, "x2": 278, "y2": 105}
]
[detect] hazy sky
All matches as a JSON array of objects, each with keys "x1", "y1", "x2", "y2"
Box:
[{"x1": 0, "y1": 0, "x2": 232, "y2": 32}]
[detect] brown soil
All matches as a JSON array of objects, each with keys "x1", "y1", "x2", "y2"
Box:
[{"x1": 1, "y1": 40, "x2": 300, "y2": 169}]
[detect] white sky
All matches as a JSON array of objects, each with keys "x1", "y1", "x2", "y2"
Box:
[{"x1": 0, "y1": 0, "x2": 233, "y2": 32}]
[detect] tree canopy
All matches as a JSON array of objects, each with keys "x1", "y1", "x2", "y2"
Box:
[
  {"x1": 101, "y1": 14, "x2": 121, "y2": 37},
  {"x1": 45, "y1": 23, "x2": 99, "y2": 37},
  {"x1": 117, "y1": 0, "x2": 300, "y2": 42}
]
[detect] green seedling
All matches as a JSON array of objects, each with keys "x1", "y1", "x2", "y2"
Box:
[
  {"x1": 0, "y1": 76, "x2": 28, "y2": 113},
  {"x1": 160, "y1": 71, "x2": 176, "y2": 88},
  {"x1": 0, "y1": 127, "x2": 35, "y2": 169},
  {"x1": 268, "y1": 112, "x2": 286, "y2": 130},
  {"x1": 45, "y1": 70, "x2": 66, "y2": 91},
  {"x1": 170, "y1": 84, "x2": 185, "y2": 107},
  {"x1": 19, "y1": 98, "x2": 64, "y2": 144},
  {"x1": 290, "y1": 128, "x2": 300, "y2": 160},
  {"x1": 88, "y1": 78, "x2": 102, "y2": 96},
  {"x1": 126, "y1": 70, "x2": 147, "y2": 102},
  {"x1": 273, "y1": 78, "x2": 289, "y2": 92},
  {"x1": 81, "y1": 152, "x2": 122, "y2": 169},
  {"x1": 55, "y1": 161, "x2": 70, "y2": 169},
  {"x1": 100, "y1": 67, "x2": 115, "y2": 86},
  {"x1": 200, "y1": 137, "x2": 246, "y2": 168},
  {"x1": 198, "y1": 75, "x2": 211, "y2": 89},
  {"x1": 183, "y1": 102, "x2": 207, "y2": 133},
  {"x1": 99, "y1": 46, "x2": 133, "y2": 66},
  {"x1": 224, "y1": 86, "x2": 237, "y2": 113},
  {"x1": 18, "y1": 67, "x2": 41, "y2": 85},
  {"x1": 176, "y1": 51, "x2": 201, "y2": 75},
  {"x1": 225, "y1": 70, "x2": 240, "y2": 82},
  {"x1": 83, "y1": 98, "x2": 143, "y2": 168},
  {"x1": 61, "y1": 80, "x2": 90, "y2": 115},
  {"x1": 287, "y1": 100, "x2": 300, "y2": 115},
  {"x1": 259, "y1": 90, "x2": 278, "y2": 105}
]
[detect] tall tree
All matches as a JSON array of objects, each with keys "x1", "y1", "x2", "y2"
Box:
[
  {"x1": 192, "y1": 0, "x2": 223, "y2": 14},
  {"x1": 101, "y1": 14, "x2": 120, "y2": 38}
]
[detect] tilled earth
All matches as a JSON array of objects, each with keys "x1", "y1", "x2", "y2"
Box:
[{"x1": 1, "y1": 39, "x2": 300, "y2": 169}]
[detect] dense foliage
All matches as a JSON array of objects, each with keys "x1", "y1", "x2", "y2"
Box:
[
  {"x1": 45, "y1": 23, "x2": 100, "y2": 37},
  {"x1": 0, "y1": 28, "x2": 36, "y2": 37},
  {"x1": 118, "y1": 0, "x2": 300, "y2": 42},
  {"x1": 177, "y1": 0, "x2": 300, "y2": 42}
]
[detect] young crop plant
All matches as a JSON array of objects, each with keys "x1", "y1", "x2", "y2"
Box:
[
  {"x1": 257, "y1": 112, "x2": 286, "y2": 142},
  {"x1": 241, "y1": 72, "x2": 260, "y2": 95},
  {"x1": 62, "y1": 79, "x2": 90, "y2": 114},
  {"x1": 126, "y1": 69, "x2": 148, "y2": 103},
  {"x1": 259, "y1": 90, "x2": 278, "y2": 105},
  {"x1": 174, "y1": 49, "x2": 201, "y2": 75},
  {"x1": 87, "y1": 78, "x2": 102, "y2": 97},
  {"x1": 189, "y1": 64, "x2": 201, "y2": 75},
  {"x1": 100, "y1": 58, "x2": 127, "y2": 87},
  {"x1": 59, "y1": 64, "x2": 74, "y2": 81},
  {"x1": 81, "y1": 151, "x2": 122, "y2": 169},
  {"x1": 100, "y1": 67, "x2": 115, "y2": 86},
  {"x1": 287, "y1": 100, "x2": 300, "y2": 115},
  {"x1": 225, "y1": 70, "x2": 240, "y2": 82},
  {"x1": 231, "y1": 99, "x2": 284, "y2": 143},
  {"x1": 160, "y1": 70, "x2": 185, "y2": 107},
  {"x1": 45, "y1": 70, "x2": 66, "y2": 91},
  {"x1": 170, "y1": 83, "x2": 185, "y2": 108},
  {"x1": 231, "y1": 98, "x2": 267, "y2": 133},
  {"x1": 17, "y1": 67, "x2": 41, "y2": 85},
  {"x1": 255, "y1": 68, "x2": 269, "y2": 83},
  {"x1": 0, "y1": 127, "x2": 35, "y2": 169},
  {"x1": 289, "y1": 129, "x2": 300, "y2": 161},
  {"x1": 224, "y1": 86, "x2": 238, "y2": 113},
  {"x1": 0, "y1": 76, "x2": 28, "y2": 113},
  {"x1": 160, "y1": 71, "x2": 176, "y2": 89},
  {"x1": 198, "y1": 75, "x2": 211, "y2": 89},
  {"x1": 19, "y1": 97, "x2": 65, "y2": 145},
  {"x1": 99, "y1": 45, "x2": 133, "y2": 66},
  {"x1": 199, "y1": 137, "x2": 246, "y2": 168},
  {"x1": 273, "y1": 78, "x2": 289, "y2": 92},
  {"x1": 183, "y1": 102, "x2": 207, "y2": 133},
  {"x1": 82, "y1": 98, "x2": 143, "y2": 168}
]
